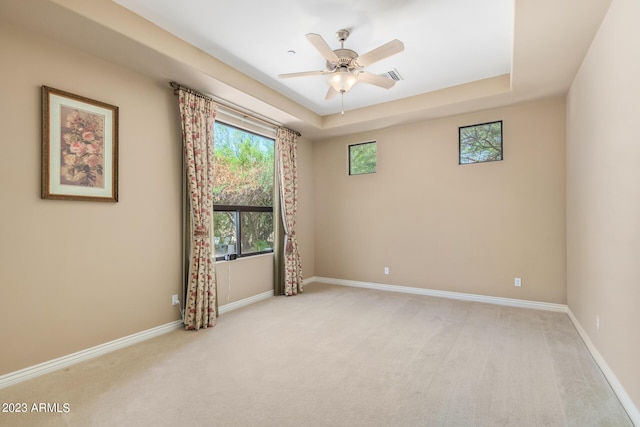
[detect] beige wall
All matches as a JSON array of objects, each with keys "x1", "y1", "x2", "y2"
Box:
[
  {"x1": 313, "y1": 97, "x2": 567, "y2": 304},
  {"x1": 0, "y1": 18, "x2": 317, "y2": 375},
  {"x1": 215, "y1": 255, "x2": 273, "y2": 304},
  {"x1": 0, "y1": 20, "x2": 182, "y2": 374},
  {"x1": 566, "y1": 0, "x2": 640, "y2": 409}
]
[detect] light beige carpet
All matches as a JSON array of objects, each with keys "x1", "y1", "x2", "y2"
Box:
[{"x1": 0, "y1": 283, "x2": 633, "y2": 426}]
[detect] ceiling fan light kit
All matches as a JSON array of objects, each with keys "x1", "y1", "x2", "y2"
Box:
[
  {"x1": 328, "y1": 68, "x2": 358, "y2": 93},
  {"x1": 278, "y1": 28, "x2": 404, "y2": 114}
]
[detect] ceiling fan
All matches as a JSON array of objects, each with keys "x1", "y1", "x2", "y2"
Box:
[{"x1": 278, "y1": 29, "x2": 404, "y2": 111}]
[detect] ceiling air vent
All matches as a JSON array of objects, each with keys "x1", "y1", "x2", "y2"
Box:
[{"x1": 380, "y1": 68, "x2": 403, "y2": 81}]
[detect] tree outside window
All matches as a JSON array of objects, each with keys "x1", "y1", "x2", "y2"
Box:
[
  {"x1": 459, "y1": 121, "x2": 503, "y2": 164},
  {"x1": 349, "y1": 141, "x2": 377, "y2": 175},
  {"x1": 213, "y1": 122, "x2": 274, "y2": 259}
]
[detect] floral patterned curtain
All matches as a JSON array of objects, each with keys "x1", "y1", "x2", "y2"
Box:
[
  {"x1": 277, "y1": 127, "x2": 303, "y2": 296},
  {"x1": 177, "y1": 89, "x2": 217, "y2": 329}
]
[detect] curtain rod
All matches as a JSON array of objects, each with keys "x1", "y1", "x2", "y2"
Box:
[{"x1": 169, "y1": 81, "x2": 301, "y2": 137}]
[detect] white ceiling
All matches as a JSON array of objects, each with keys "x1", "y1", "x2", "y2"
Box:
[
  {"x1": 113, "y1": 0, "x2": 514, "y2": 116},
  {"x1": 0, "y1": 0, "x2": 612, "y2": 139}
]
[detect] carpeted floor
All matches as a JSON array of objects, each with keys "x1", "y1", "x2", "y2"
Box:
[{"x1": 0, "y1": 282, "x2": 633, "y2": 426}]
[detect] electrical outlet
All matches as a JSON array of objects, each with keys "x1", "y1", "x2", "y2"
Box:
[
  {"x1": 384, "y1": 267, "x2": 389, "y2": 275},
  {"x1": 514, "y1": 277, "x2": 522, "y2": 287},
  {"x1": 596, "y1": 315, "x2": 600, "y2": 331},
  {"x1": 172, "y1": 294, "x2": 179, "y2": 306}
]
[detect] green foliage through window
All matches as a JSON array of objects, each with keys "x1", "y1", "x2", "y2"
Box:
[
  {"x1": 349, "y1": 141, "x2": 377, "y2": 175},
  {"x1": 213, "y1": 122, "x2": 274, "y2": 206},
  {"x1": 213, "y1": 122, "x2": 274, "y2": 259},
  {"x1": 459, "y1": 121, "x2": 503, "y2": 164}
]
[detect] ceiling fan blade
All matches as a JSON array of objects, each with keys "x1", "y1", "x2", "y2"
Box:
[
  {"x1": 356, "y1": 39, "x2": 404, "y2": 67},
  {"x1": 358, "y1": 71, "x2": 396, "y2": 89},
  {"x1": 278, "y1": 70, "x2": 327, "y2": 78},
  {"x1": 325, "y1": 86, "x2": 340, "y2": 100},
  {"x1": 306, "y1": 33, "x2": 340, "y2": 63}
]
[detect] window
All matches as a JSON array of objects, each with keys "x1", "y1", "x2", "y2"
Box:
[
  {"x1": 213, "y1": 122, "x2": 274, "y2": 260},
  {"x1": 458, "y1": 120, "x2": 503, "y2": 164},
  {"x1": 349, "y1": 141, "x2": 377, "y2": 175}
]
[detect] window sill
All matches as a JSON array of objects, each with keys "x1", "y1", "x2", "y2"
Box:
[{"x1": 213, "y1": 252, "x2": 274, "y2": 263}]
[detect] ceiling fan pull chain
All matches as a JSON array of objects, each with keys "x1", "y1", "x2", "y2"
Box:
[{"x1": 341, "y1": 92, "x2": 345, "y2": 115}]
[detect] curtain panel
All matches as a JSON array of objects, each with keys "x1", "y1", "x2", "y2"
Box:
[
  {"x1": 276, "y1": 128, "x2": 303, "y2": 296},
  {"x1": 177, "y1": 89, "x2": 217, "y2": 330}
]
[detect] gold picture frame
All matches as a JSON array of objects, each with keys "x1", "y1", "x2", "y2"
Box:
[{"x1": 41, "y1": 86, "x2": 118, "y2": 202}]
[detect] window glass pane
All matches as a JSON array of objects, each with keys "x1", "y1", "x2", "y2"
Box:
[
  {"x1": 213, "y1": 122, "x2": 274, "y2": 206},
  {"x1": 213, "y1": 211, "x2": 237, "y2": 257},
  {"x1": 459, "y1": 120, "x2": 503, "y2": 164},
  {"x1": 240, "y1": 211, "x2": 273, "y2": 255},
  {"x1": 349, "y1": 142, "x2": 376, "y2": 175}
]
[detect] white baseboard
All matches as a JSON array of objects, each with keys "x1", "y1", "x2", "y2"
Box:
[
  {"x1": 0, "y1": 290, "x2": 275, "y2": 390},
  {"x1": 567, "y1": 309, "x2": 640, "y2": 426},
  {"x1": 308, "y1": 276, "x2": 639, "y2": 425},
  {"x1": 218, "y1": 290, "x2": 274, "y2": 314},
  {"x1": 4, "y1": 279, "x2": 636, "y2": 424},
  {"x1": 0, "y1": 320, "x2": 183, "y2": 390},
  {"x1": 310, "y1": 276, "x2": 568, "y2": 312}
]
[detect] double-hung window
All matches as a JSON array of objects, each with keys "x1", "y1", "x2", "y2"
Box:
[{"x1": 213, "y1": 121, "x2": 274, "y2": 260}]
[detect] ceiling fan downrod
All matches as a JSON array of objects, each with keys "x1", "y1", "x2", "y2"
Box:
[{"x1": 336, "y1": 29, "x2": 350, "y2": 49}]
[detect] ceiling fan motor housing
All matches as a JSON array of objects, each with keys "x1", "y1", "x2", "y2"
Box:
[
  {"x1": 329, "y1": 29, "x2": 358, "y2": 70},
  {"x1": 329, "y1": 48, "x2": 358, "y2": 70}
]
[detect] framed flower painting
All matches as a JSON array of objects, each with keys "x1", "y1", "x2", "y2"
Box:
[{"x1": 41, "y1": 86, "x2": 118, "y2": 202}]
